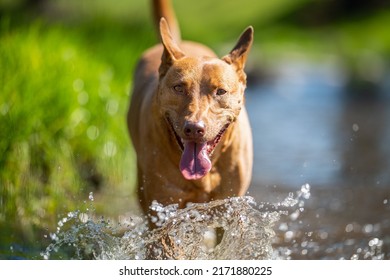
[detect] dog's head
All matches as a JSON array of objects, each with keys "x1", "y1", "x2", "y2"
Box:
[{"x1": 157, "y1": 18, "x2": 253, "y2": 180}]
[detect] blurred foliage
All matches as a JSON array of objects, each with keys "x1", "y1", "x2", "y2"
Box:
[
  {"x1": 0, "y1": 0, "x2": 389, "y2": 258},
  {"x1": 0, "y1": 12, "x2": 155, "y2": 250}
]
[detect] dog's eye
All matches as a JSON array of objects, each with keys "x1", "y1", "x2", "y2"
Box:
[
  {"x1": 216, "y1": 88, "x2": 227, "y2": 96},
  {"x1": 173, "y1": 85, "x2": 184, "y2": 93}
]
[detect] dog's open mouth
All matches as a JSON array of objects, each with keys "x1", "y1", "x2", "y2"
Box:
[{"x1": 166, "y1": 117, "x2": 229, "y2": 180}]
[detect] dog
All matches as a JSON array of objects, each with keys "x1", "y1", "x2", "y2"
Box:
[{"x1": 128, "y1": 0, "x2": 254, "y2": 224}]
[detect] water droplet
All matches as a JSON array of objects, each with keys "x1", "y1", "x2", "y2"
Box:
[
  {"x1": 284, "y1": 231, "x2": 294, "y2": 241},
  {"x1": 106, "y1": 99, "x2": 119, "y2": 116},
  {"x1": 68, "y1": 212, "x2": 76, "y2": 218},
  {"x1": 280, "y1": 192, "x2": 297, "y2": 207},
  {"x1": 70, "y1": 108, "x2": 91, "y2": 125},
  {"x1": 352, "y1": 123, "x2": 359, "y2": 132},
  {"x1": 79, "y1": 213, "x2": 88, "y2": 223},
  {"x1": 78, "y1": 91, "x2": 89, "y2": 105},
  {"x1": 300, "y1": 183, "x2": 311, "y2": 199},
  {"x1": 104, "y1": 141, "x2": 117, "y2": 157},
  {"x1": 73, "y1": 79, "x2": 84, "y2": 92},
  {"x1": 345, "y1": 223, "x2": 354, "y2": 233},
  {"x1": 278, "y1": 223, "x2": 288, "y2": 231},
  {"x1": 49, "y1": 233, "x2": 57, "y2": 241},
  {"x1": 319, "y1": 231, "x2": 328, "y2": 240},
  {"x1": 363, "y1": 224, "x2": 373, "y2": 234},
  {"x1": 290, "y1": 209, "x2": 300, "y2": 221},
  {"x1": 351, "y1": 254, "x2": 359, "y2": 260},
  {"x1": 368, "y1": 238, "x2": 380, "y2": 247}
]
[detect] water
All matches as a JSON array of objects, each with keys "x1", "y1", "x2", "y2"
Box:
[
  {"x1": 42, "y1": 193, "x2": 292, "y2": 260},
  {"x1": 41, "y1": 183, "x2": 388, "y2": 260},
  {"x1": 42, "y1": 188, "x2": 298, "y2": 260},
  {"x1": 245, "y1": 60, "x2": 390, "y2": 259},
  {"x1": 246, "y1": 61, "x2": 390, "y2": 189}
]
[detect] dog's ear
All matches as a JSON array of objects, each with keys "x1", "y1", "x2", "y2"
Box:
[
  {"x1": 159, "y1": 18, "x2": 185, "y2": 77},
  {"x1": 222, "y1": 26, "x2": 254, "y2": 73}
]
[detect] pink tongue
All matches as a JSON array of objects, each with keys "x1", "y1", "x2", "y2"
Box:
[{"x1": 180, "y1": 141, "x2": 211, "y2": 180}]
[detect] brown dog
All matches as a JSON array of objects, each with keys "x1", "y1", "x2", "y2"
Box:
[{"x1": 128, "y1": 0, "x2": 254, "y2": 223}]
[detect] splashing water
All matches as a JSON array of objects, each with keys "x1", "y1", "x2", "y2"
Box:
[
  {"x1": 141, "y1": 196, "x2": 279, "y2": 260},
  {"x1": 42, "y1": 198, "x2": 279, "y2": 259},
  {"x1": 41, "y1": 184, "x2": 387, "y2": 260},
  {"x1": 42, "y1": 188, "x2": 310, "y2": 260},
  {"x1": 42, "y1": 184, "x2": 386, "y2": 260},
  {"x1": 41, "y1": 193, "x2": 123, "y2": 260}
]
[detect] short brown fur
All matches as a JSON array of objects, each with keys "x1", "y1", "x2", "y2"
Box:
[{"x1": 128, "y1": 0, "x2": 254, "y2": 223}]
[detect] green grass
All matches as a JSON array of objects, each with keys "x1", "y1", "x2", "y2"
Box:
[{"x1": 0, "y1": 16, "x2": 156, "y2": 251}]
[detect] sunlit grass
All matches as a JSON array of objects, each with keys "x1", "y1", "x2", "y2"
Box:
[{"x1": 0, "y1": 16, "x2": 155, "y2": 246}]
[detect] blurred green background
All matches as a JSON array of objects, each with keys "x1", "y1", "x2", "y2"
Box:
[{"x1": 1, "y1": 0, "x2": 389, "y2": 258}]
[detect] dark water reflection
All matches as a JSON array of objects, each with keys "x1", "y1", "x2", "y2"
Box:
[{"x1": 246, "y1": 62, "x2": 390, "y2": 259}]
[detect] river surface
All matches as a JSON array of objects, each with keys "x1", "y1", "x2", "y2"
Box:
[{"x1": 245, "y1": 61, "x2": 390, "y2": 259}]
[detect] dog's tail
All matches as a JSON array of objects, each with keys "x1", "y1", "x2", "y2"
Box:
[{"x1": 152, "y1": 0, "x2": 181, "y2": 42}]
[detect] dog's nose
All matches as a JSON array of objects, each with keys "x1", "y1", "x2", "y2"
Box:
[{"x1": 183, "y1": 121, "x2": 205, "y2": 139}]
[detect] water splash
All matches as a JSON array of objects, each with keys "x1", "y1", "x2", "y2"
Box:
[
  {"x1": 140, "y1": 196, "x2": 278, "y2": 260},
  {"x1": 46, "y1": 184, "x2": 366, "y2": 260}
]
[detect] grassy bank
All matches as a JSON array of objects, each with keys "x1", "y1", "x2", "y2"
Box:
[{"x1": 0, "y1": 16, "x2": 156, "y2": 253}]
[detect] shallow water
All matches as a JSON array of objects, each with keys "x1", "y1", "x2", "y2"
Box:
[
  {"x1": 245, "y1": 61, "x2": 390, "y2": 259},
  {"x1": 42, "y1": 187, "x2": 310, "y2": 260},
  {"x1": 41, "y1": 179, "x2": 388, "y2": 260}
]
